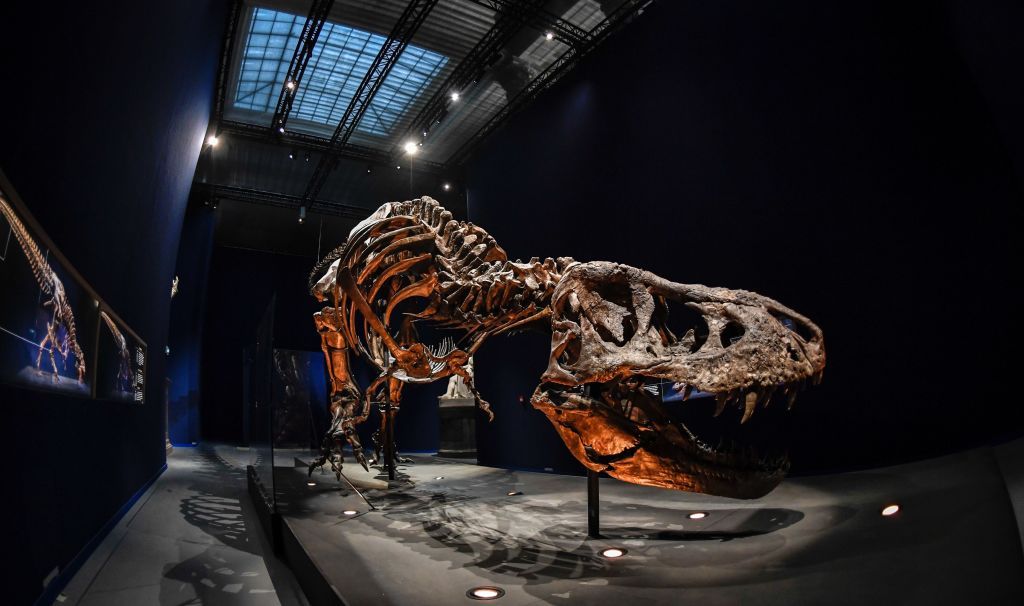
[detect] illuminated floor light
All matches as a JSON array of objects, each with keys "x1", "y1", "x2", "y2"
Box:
[
  {"x1": 506, "y1": 491, "x2": 522, "y2": 496},
  {"x1": 306, "y1": 481, "x2": 316, "y2": 487},
  {"x1": 688, "y1": 512, "x2": 708, "y2": 520},
  {"x1": 466, "y1": 586, "x2": 505, "y2": 600},
  {"x1": 343, "y1": 510, "x2": 358, "y2": 516},
  {"x1": 434, "y1": 476, "x2": 445, "y2": 480},
  {"x1": 881, "y1": 504, "x2": 900, "y2": 516},
  {"x1": 600, "y1": 548, "x2": 626, "y2": 558}
]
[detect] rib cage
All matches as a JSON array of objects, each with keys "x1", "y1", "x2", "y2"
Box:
[{"x1": 313, "y1": 197, "x2": 574, "y2": 368}]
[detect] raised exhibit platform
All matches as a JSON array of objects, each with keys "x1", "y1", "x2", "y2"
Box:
[{"x1": 261, "y1": 447, "x2": 1024, "y2": 605}]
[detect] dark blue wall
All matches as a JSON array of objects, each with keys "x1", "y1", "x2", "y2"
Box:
[
  {"x1": 465, "y1": 1, "x2": 1024, "y2": 475},
  {"x1": 0, "y1": 1, "x2": 225, "y2": 603},
  {"x1": 168, "y1": 204, "x2": 217, "y2": 445}
]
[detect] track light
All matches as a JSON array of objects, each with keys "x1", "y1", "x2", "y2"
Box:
[
  {"x1": 403, "y1": 141, "x2": 419, "y2": 155},
  {"x1": 288, "y1": 149, "x2": 295, "y2": 160},
  {"x1": 207, "y1": 135, "x2": 219, "y2": 147},
  {"x1": 450, "y1": 91, "x2": 460, "y2": 102},
  {"x1": 286, "y1": 80, "x2": 296, "y2": 91},
  {"x1": 396, "y1": 165, "x2": 401, "y2": 170},
  {"x1": 278, "y1": 126, "x2": 285, "y2": 134},
  {"x1": 304, "y1": 151, "x2": 311, "y2": 162},
  {"x1": 299, "y1": 206, "x2": 306, "y2": 224},
  {"x1": 545, "y1": 31, "x2": 554, "y2": 41},
  {"x1": 442, "y1": 183, "x2": 451, "y2": 191}
]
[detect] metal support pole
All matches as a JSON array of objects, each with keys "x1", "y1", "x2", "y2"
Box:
[
  {"x1": 588, "y1": 468, "x2": 600, "y2": 538},
  {"x1": 385, "y1": 388, "x2": 397, "y2": 481}
]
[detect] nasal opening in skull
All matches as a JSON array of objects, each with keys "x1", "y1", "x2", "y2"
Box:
[
  {"x1": 658, "y1": 297, "x2": 709, "y2": 353},
  {"x1": 720, "y1": 321, "x2": 745, "y2": 348}
]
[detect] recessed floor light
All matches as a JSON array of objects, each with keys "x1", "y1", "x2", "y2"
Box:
[
  {"x1": 506, "y1": 491, "x2": 522, "y2": 496},
  {"x1": 342, "y1": 510, "x2": 358, "y2": 516},
  {"x1": 688, "y1": 512, "x2": 707, "y2": 519},
  {"x1": 600, "y1": 548, "x2": 626, "y2": 558},
  {"x1": 307, "y1": 481, "x2": 316, "y2": 487},
  {"x1": 434, "y1": 476, "x2": 445, "y2": 480},
  {"x1": 881, "y1": 504, "x2": 900, "y2": 516},
  {"x1": 467, "y1": 586, "x2": 504, "y2": 600}
]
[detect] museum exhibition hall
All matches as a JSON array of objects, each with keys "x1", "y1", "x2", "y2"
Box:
[{"x1": 2, "y1": 0, "x2": 1024, "y2": 604}]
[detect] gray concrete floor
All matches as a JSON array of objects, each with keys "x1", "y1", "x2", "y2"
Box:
[{"x1": 55, "y1": 446, "x2": 308, "y2": 606}]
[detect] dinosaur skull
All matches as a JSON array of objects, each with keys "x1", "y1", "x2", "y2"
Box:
[{"x1": 532, "y1": 261, "x2": 825, "y2": 498}]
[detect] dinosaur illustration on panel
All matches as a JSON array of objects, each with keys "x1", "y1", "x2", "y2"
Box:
[
  {"x1": 308, "y1": 197, "x2": 825, "y2": 498},
  {"x1": 0, "y1": 196, "x2": 86, "y2": 383},
  {"x1": 100, "y1": 310, "x2": 132, "y2": 393}
]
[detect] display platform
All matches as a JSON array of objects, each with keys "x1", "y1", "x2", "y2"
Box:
[{"x1": 265, "y1": 446, "x2": 1024, "y2": 605}]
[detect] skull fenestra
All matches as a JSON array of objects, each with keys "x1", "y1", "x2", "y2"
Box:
[{"x1": 309, "y1": 197, "x2": 825, "y2": 499}]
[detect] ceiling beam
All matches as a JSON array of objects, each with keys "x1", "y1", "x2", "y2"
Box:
[
  {"x1": 270, "y1": 0, "x2": 335, "y2": 133},
  {"x1": 213, "y1": 0, "x2": 244, "y2": 123},
  {"x1": 218, "y1": 120, "x2": 447, "y2": 172},
  {"x1": 303, "y1": 0, "x2": 440, "y2": 208},
  {"x1": 394, "y1": 0, "x2": 548, "y2": 157},
  {"x1": 448, "y1": 0, "x2": 651, "y2": 166},
  {"x1": 466, "y1": 0, "x2": 589, "y2": 47},
  {"x1": 194, "y1": 183, "x2": 372, "y2": 218}
]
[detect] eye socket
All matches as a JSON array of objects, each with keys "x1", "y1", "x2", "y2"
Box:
[{"x1": 770, "y1": 311, "x2": 817, "y2": 342}]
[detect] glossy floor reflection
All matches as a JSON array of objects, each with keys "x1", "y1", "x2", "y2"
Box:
[
  {"x1": 280, "y1": 446, "x2": 1024, "y2": 605},
  {"x1": 58, "y1": 446, "x2": 307, "y2": 606}
]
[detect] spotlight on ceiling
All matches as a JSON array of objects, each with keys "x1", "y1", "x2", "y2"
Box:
[
  {"x1": 442, "y1": 183, "x2": 451, "y2": 191},
  {"x1": 366, "y1": 165, "x2": 372, "y2": 174},
  {"x1": 307, "y1": 481, "x2": 316, "y2": 487},
  {"x1": 304, "y1": 151, "x2": 311, "y2": 162},
  {"x1": 286, "y1": 80, "x2": 296, "y2": 90},
  {"x1": 342, "y1": 509, "x2": 358, "y2": 516},
  {"x1": 403, "y1": 140, "x2": 419, "y2": 155},
  {"x1": 545, "y1": 31, "x2": 554, "y2": 41},
  {"x1": 278, "y1": 126, "x2": 285, "y2": 134},
  {"x1": 298, "y1": 206, "x2": 306, "y2": 224},
  {"x1": 396, "y1": 165, "x2": 401, "y2": 170},
  {"x1": 288, "y1": 149, "x2": 295, "y2": 160},
  {"x1": 206, "y1": 135, "x2": 219, "y2": 147},
  {"x1": 600, "y1": 548, "x2": 626, "y2": 558},
  {"x1": 466, "y1": 586, "x2": 505, "y2": 600},
  {"x1": 450, "y1": 91, "x2": 460, "y2": 102},
  {"x1": 688, "y1": 512, "x2": 708, "y2": 520},
  {"x1": 881, "y1": 504, "x2": 900, "y2": 517}
]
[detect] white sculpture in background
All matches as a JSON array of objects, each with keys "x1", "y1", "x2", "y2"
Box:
[{"x1": 442, "y1": 356, "x2": 474, "y2": 399}]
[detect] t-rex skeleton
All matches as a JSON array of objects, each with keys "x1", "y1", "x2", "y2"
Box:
[
  {"x1": 0, "y1": 196, "x2": 86, "y2": 383},
  {"x1": 100, "y1": 310, "x2": 131, "y2": 392},
  {"x1": 309, "y1": 197, "x2": 825, "y2": 498}
]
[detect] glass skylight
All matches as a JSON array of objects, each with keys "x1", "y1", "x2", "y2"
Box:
[{"x1": 234, "y1": 7, "x2": 448, "y2": 137}]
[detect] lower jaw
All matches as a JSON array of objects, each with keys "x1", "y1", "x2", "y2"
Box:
[{"x1": 532, "y1": 391, "x2": 786, "y2": 499}]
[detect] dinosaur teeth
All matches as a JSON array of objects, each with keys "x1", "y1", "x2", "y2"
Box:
[
  {"x1": 713, "y1": 394, "x2": 728, "y2": 417},
  {"x1": 787, "y1": 386, "x2": 799, "y2": 410},
  {"x1": 741, "y1": 391, "x2": 758, "y2": 424}
]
